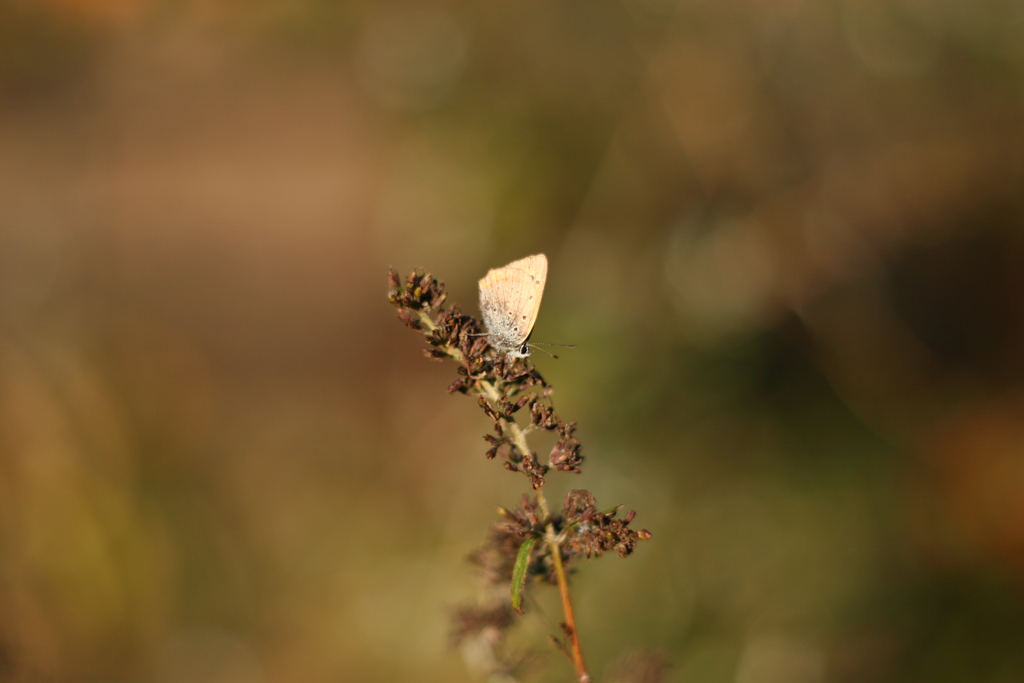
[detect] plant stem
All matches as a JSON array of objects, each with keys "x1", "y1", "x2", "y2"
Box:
[
  {"x1": 423, "y1": 316, "x2": 590, "y2": 681},
  {"x1": 493, "y1": 387, "x2": 589, "y2": 682},
  {"x1": 534, "y1": 488, "x2": 589, "y2": 682}
]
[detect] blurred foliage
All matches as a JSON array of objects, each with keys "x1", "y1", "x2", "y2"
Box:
[{"x1": 2, "y1": 0, "x2": 1024, "y2": 681}]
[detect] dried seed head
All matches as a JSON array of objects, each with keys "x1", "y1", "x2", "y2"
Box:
[{"x1": 560, "y1": 490, "x2": 650, "y2": 561}]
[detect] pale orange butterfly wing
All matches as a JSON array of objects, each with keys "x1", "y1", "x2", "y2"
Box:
[{"x1": 478, "y1": 254, "x2": 548, "y2": 357}]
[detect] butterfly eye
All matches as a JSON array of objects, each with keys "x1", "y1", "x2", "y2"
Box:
[{"x1": 519, "y1": 343, "x2": 530, "y2": 356}]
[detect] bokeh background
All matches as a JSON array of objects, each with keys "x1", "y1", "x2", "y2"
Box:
[{"x1": 3, "y1": 0, "x2": 1024, "y2": 681}]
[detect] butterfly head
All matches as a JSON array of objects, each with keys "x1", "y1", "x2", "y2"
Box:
[{"x1": 505, "y1": 342, "x2": 531, "y2": 360}]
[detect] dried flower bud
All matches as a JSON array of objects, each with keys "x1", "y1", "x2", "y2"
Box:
[
  {"x1": 479, "y1": 397, "x2": 500, "y2": 422},
  {"x1": 521, "y1": 453, "x2": 549, "y2": 490},
  {"x1": 511, "y1": 395, "x2": 534, "y2": 414},
  {"x1": 560, "y1": 490, "x2": 650, "y2": 561},
  {"x1": 387, "y1": 267, "x2": 402, "y2": 300},
  {"x1": 564, "y1": 490, "x2": 596, "y2": 515}
]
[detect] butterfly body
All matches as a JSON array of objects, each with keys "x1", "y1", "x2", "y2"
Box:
[{"x1": 478, "y1": 254, "x2": 548, "y2": 359}]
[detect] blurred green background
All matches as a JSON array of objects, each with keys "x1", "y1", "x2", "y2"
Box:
[{"x1": 3, "y1": 0, "x2": 1024, "y2": 681}]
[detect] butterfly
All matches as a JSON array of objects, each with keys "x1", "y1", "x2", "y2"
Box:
[{"x1": 478, "y1": 254, "x2": 548, "y2": 359}]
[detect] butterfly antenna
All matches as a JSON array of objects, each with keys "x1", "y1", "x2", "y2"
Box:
[
  {"x1": 529, "y1": 341, "x2": 577, "y2": 360},
  {"x1": 531, "y1": 345, "x2": 560, "y2": 359}
]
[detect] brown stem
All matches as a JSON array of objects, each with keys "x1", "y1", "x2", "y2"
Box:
[{"x1": 535, "y1": 488, "x2": 589, "y2": 682}]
